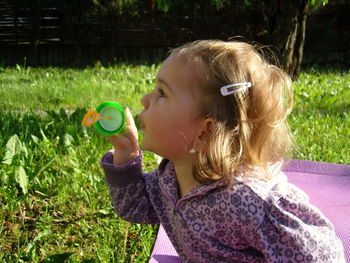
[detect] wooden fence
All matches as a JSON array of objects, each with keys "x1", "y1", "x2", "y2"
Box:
[
  {"x1": 0, "y1": 0, "x2": 349, "y2": 66},
  {"x1": 0, "y1": 0, "x2": 193, "y2": 65},
  {"x1": 303, "y1": 1, "x2": 350, "y2": 65}
]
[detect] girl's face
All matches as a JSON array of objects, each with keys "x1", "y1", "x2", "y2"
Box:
[{"x1": 139, "y1": 54, "x2": 207, "y2": 162}]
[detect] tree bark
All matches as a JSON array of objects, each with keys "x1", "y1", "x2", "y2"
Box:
[
  {"x1": 265, "y1": 0, "x2": 310, "y2": 80},
  {"x1": 293, "y1": 0, "x2": 309, "y2": 78}
]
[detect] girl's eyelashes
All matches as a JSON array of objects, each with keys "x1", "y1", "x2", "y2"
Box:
[{"x1": 157, "y1": 87, "x2": 166, "y2": 97}]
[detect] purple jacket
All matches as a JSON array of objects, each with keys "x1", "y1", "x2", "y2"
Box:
[{"x1": 101, "y1": 151, "x2": 345, "y2": 263}]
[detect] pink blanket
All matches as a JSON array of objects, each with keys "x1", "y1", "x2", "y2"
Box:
[{"x1": 149, "y1": 159, "x2": 350, "y2": 263}]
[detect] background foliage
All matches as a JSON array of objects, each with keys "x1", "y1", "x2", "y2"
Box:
[{"x1": 2, "y1": 0, "x2": 349, "y2": 72}]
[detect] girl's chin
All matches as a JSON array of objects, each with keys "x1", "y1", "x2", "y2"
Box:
[{"x1": 141, "y1": 140, "x2": 150, "y2": 151}]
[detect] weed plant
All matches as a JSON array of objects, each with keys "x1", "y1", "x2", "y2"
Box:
[{"x1": 0, "y1": 64, "x2": 349, "y2": 262}]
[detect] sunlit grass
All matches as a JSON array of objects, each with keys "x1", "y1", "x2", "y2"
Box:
[
  {"x1": 0, "y1": 64, "x2": 349, "y2": 262},
  {"x1": 0, "y1": 63, "x2": 159, "y2": 112},
  {"x1": 291, "y1": 67, "x2": 350, "y2": 164}
]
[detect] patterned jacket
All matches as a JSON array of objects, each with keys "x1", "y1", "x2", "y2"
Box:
[{"x1": 101, "y1": 151, "x2": 345, "y2": 263}]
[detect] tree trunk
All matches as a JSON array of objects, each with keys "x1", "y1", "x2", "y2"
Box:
[
  {"x1": 293, "y1": 0, "x2": 309, "y2": 79},
  {"x1": 266, "y1": 0, "x2": 310, "y2": 80}
]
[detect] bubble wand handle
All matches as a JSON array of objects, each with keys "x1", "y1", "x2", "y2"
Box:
[{"x1": 81, "y1": 102, "x2": 126, "y2": 135}]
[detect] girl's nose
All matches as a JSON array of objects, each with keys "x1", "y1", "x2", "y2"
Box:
[{"x1": 141, "y1": 92, "x2": 151, "y2": 109}]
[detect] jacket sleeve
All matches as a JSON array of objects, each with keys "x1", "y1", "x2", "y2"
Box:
[
  {"x1": 100, "y1": 150, "x2": 160, "y2": 224},
  {"x1": 240, "y1": 185, "x2": 346, "y2": 263}
]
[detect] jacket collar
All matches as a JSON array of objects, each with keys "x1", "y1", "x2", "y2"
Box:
[
  {"x1": 157, "y1": 158, "x2": 284, "y2": 204},
  {"x1": 157, "y1": 159, "x2": 228, "y2": 204}
]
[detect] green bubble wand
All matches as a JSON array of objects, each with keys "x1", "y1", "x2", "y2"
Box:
[{"x1": 82, "y1": 102, "x2": 126, "y2": 136}]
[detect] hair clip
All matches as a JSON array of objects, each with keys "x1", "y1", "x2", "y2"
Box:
[{"x1": 220, "y1": 82, "x2": 252, "y2": 96}]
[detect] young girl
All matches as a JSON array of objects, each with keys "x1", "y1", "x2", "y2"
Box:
[{"x1": 101, "y1": 40, "x2": 345, "y2": 262}]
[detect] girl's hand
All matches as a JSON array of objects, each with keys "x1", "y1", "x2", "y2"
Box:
[{"x1": 107, "y1": 108, "x2": 139, "y2": 165}]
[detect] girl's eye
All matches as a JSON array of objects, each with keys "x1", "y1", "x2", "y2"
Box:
[{"x1": 157, "y1": 88, "x2": 166, "y2": 97}]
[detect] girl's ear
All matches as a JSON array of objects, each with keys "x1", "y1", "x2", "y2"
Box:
[{"x1": 192, "y1": 118, "x2": 213, "y2": 151}]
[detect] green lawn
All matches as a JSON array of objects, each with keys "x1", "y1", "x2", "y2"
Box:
[
  {"x1": 0, "y1": 64, "x2": 349, "y2": 262},
  {"x1": 0, "y1": 63, "x2": 158, "y2": 112},
  {"x1": 291, "y1": 67, "x2": 349, "y2": 163}
]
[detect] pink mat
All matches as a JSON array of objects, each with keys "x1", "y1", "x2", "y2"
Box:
[{"x1": 149, "y1": 159, "x2": 350, "y2": 263}]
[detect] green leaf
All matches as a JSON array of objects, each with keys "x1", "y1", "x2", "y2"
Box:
[
  {"x1": 0, "y1": 170, "x2": 9, "y2": 185},
  {"x1": 156, "y1": 0, "x2": 171, "y2": 12},
  {"x1": 64, "y1": 133, "x2": 74, "y2": 147},
  {"x1": 22, "y1": 142, "x2": 28, "y2": 159},
  {"x1": 24, "y1": 241, "x2": 36, "y2": 254},
  {"x1": 16, "y1": 166, "x2": 28, "y2": 195},
  {"x1": 40, "y1": 128, "x2": 49, "y2": 142},
  {"x1": 41, "y1": 252, "x2": 74, "y2": 263},
  {"x1": 2, "y1": 134, "x2": 22, "y2": 165},
  {"x1": 31, "y1": 135, "x2": 40, "y2": 144},
  {"x1": 98, "y1": 209, "x2": 110, "y2": 215},
  {"x1": 33, "y1": 229, "x2": 52, "y2": 242}
]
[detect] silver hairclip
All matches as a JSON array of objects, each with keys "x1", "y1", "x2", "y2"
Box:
[{"x1": 220, "y1": 82, "x2": 252, "y2": 96}]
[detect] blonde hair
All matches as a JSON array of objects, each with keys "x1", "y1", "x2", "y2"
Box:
[{"x1": 171, "y1": 39, "x2": 294, "y2": 186}]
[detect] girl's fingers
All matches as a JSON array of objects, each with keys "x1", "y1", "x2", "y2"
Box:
[
  {"x1": 107, "y1": 107, "x2": 139, "y2": 151},
  {"x1": 124, "y1": 107, "x2": 136, "y2": 128},
  {"x1": 108, "y1": 134, "x2": 131, "y2": 149}
]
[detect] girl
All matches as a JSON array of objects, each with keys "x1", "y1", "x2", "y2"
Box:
[{"x1": 101, "y1": 40, "x2": 345, "y2": 262}]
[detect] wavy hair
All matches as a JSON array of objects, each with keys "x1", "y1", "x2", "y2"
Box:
[{"x1": 171, "y1": 39, "x2": 294, "y2": 186}]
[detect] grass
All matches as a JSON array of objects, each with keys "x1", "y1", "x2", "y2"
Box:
[
  {"x1": 0, "y1": 63, "x2": 159, "y2": 112},
  {"x1": 291, "y1": 67, "x2": 349, "y2": 163},
  {"x1": 0, "y1": 63, "x2": 160, "y2": 263},
  {"x1": 0, "y1": 63, "x2": 349, "y2": 262}
]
